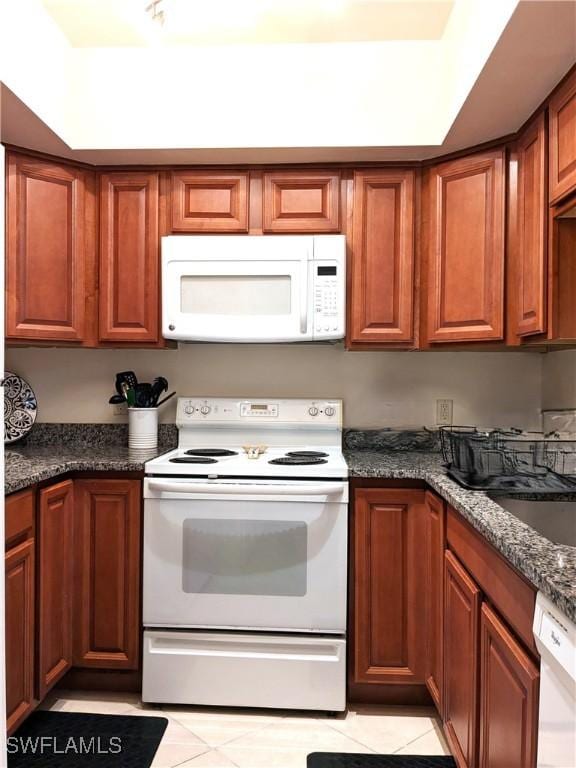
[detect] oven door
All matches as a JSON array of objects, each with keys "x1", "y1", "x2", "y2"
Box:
[
  {"x1": 162, "y1": 235, "x2": 314, "y2": 342},
  {"x1": 143, "y1": 478, "x2": 348, "y2": 632}
]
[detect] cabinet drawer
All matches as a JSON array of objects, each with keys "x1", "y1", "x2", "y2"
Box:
[{"x1": 5, "y1": 488, "x2": 35, "y2": 548}]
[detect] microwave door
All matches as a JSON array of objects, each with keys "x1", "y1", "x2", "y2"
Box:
[{"x1": 163, "y1": 259, "x2": 313, "y2": 342}]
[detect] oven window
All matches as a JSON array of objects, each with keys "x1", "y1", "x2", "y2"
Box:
[
  {"x1": 181, "y1": 276, "x2": 292, "y2": 315},
  {"x1": 182, "y1": 518, "x2": 307, "y2": 596}
]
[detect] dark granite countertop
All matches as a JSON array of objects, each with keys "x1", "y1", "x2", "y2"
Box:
[
  {"x1": 4, "y1": 444, "x2": 171, "y2": 494},
  {"x1": 346, "y1": 450, "x2": 576, "y2": 624}
]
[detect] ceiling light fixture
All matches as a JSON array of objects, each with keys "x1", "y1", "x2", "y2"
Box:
[{"x1": 145, "y1": 0, "x2": 165, "y2": 25}]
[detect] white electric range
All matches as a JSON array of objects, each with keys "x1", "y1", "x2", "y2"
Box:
[{"x1": 142, "y1": 397, "x2": 348, "y2": 712}]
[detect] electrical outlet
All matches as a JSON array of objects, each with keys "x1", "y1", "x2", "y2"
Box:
[
  {"x1": 112, "y1": 404, "x2": 126, "y2": 417},
  {"x1": 436, "y1": 399, "x2": 453, "y2": 426}
]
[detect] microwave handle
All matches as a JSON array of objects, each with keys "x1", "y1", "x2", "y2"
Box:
[
  {"x1": 300, "y1": 261, "x2": 309, "y2": 334},
  {"x1": 147, "y1": 480, "x2": 346, "y2": 496}
]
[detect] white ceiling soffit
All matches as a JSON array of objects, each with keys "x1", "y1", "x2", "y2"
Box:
[
  {"x1": 41, "y1": 0, "x2": 456, "y2": 46},
  {"x1": 1, "y1": 0, "x2": 575, "y2": 163}
]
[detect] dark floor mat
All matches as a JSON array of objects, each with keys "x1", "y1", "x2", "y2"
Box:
[
  {"x1": 308, "y1": 754, "x2": 457, "y2": 768},
  {"x1": 7, "y1": 710, "x2": 168, "y2": 767}
]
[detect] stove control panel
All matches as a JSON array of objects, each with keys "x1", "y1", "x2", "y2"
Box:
[{"x1": 176, "y1": 398, "x2": 343, "y2": 427}]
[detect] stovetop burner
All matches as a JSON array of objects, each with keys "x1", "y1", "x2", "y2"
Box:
[
  {"x1": 286, "y1": 451, "x2": 329, "y2": 458},
  {"x1": 170, "y1": 456, "x2": 218, "y2": 464},
  {"x1": 185, "y1": 449, "x2": 239, "y2": 457},
  {"x1": 269, "y1": 456, "x2": 329, "y2": 466}
]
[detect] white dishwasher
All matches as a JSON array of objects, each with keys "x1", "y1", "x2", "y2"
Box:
[{"x1": 533, "y1": 592, "x2": 576, "y2": 768}]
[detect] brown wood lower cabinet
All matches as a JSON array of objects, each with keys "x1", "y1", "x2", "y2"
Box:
[
  {"x1": 424, "y1": 491, "x2": 445, "y2": 710},
  {"x1": 351, "y1": 488, "x2": 427, "y2": 694},
  {"x1": 479, "y1": 604, "x2": 539, "y2": 768},
  {"x1": 6, "y1": 539, "x2": 35, "y2": 735},
  {"x1": 37, "y1": 480, "x2": 74, "y2": 699},
  {"x1": 443, "y1": 550, "x2": 481, "y2": 768},
  {"x1": 74, "y1": 479, "x2": 141, "y2": 669}
]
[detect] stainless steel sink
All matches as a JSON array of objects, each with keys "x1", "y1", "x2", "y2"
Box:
[{"x1": 488, "y1": 495, "x2": 576, "y2": 547}]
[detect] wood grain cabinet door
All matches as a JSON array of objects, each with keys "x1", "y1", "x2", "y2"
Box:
[
  {"x1": 443, "y1": 550, "x2": 481, "y2": 768},
  {"x1": 479, "y1": 604, "x2": 539, "y2": 768},
  {"x1": 6, "y1": 539, "x2": 35, "y2": 735},
  {"x1": 352, "y1": 488, "x2": 426, "y2": 686},
  {"x1": 549, "y1": 69, "x2": 576, "y2": 204},
  {"x1": 424, "y1": 491, "x2": 445, "y2": 711},
  {"x1": 74, "y1": 480, "x2": 141, "y2": 670},
  {"x1": 37, "y1": 480, "x2": 74, "y2": 700},
  {"x1": 171, "y1": 171, "x2": 249, "y2": 232},
  {"x1": 349, "y1": 170, "x2": 415, "y2": 345},
  {"x1": 426, "y1": 151, "x2": 505, "y2": 343},
  {"x1": 6, "y1": 153, "x2": 87, "y2": 342},
  {"x1": 262, "y1": 171, "x2": 340, "y2": 232},
  {"x1": 99, "y1": 172, "x2": 160, "y2": 342},
  {"x1": 514, "y1": 113, "x2": 548, "y2": 337}
]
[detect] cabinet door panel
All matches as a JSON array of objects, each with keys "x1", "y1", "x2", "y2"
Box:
[
  {"x1": 549, "y1": 70, "x2": 576, "y2": 203},
  {"x1": 262, "y1": 171, "x2": 340, "y2": 232},
  {"x1": 444, "y1": 550, "x2": 481, "y2": 768},
  {"x1": 353, "y1": 488, "x2": 426, "y2": 685},
  {"x1": 74, "y1": 480, "x2": 141, "y2": 669},
  {"x1": 479, "y1": 604, "x2": 539, "y2": 768},
  {"x1": 6, "y1": 539, "x2": 35, "y2": 734},
  {"x1": 349, "y1": 170, "x2": 415, "y2": 344},
  {"x1": 171, "y1": 171, "x2": 249, "y2": 232},
  {"x1": 99, "y1": 173, "x2": 160, "y2": 342},
  {"x1": 424, "y1": 491, "x2": 445, "y2": 711},
  {"x1": 515, "y1": 113, "x2": 547, "y2": 337},
  {"x1": 6, "y1": 154, "x2": 86, "y2": 341},
  {"x1": 38, "y1": 480, "x2": 74, "y2": 699},
  {"x1": 427, "y1": 151, "x2": 505, "y2": 343}
]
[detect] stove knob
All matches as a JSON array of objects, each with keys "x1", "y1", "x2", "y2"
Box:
[
  {"x1": 200, "y1": 405, "x2": 211, "y2": 415},
  {"x1": 308, "y1": 406, "x2": 319, "y2": 417},
  {"x1": 325, "y1": 406, "x2": 336, "y2": 417},
  {"x1": 184, "y1": 405, "x2": 194, "y2": 415}
]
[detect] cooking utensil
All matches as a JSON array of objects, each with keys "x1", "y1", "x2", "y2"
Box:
[
  {"x1": 135, "y1": 383, "x2": 153, "y2": 408},
  {"x1": 156, "y1": 391, "x2": 176, "y2": 408},
  {"x1": 150, "y1": 376, "x2": 169, "y2": 406},
  {"x1": 108, "y1": 394, "x2": 125, "y2": 405},
  {"x1": 115, "y1": 371, "x2": 138, "y2": 396}
]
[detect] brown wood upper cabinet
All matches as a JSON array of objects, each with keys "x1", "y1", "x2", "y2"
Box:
[
  {"x1": 479, "y1": 604, "x2": 539, "y2": 768},
  {"x1": 426, "y1": 150, "x2": 505, "y2": 343},
  {"x1": 171, "y1": 170, "x2": 249, "y2": 232},
  {"x1": 512, "y1": 113, "x2": 548, "y2": 337},
  {"x1": 37, "y1": 480, "x2": 74, "y2": 700},
  {"x1": 549, "y1": 69, "x2": 576, "y2": 204},
  {"x1": 351, "y1": 488, "x2": 426, "y2": 690},
  {"x1": 99, "y1": 172, "x2": 160, "y2": 342},
  {"x1": 262, "y1": 171, "x2": 340, "y2": 232},
  {"x1": 349, "y1": 169, "x2": 415, "y2": 345},
  {"x1": 74, "y1": 479, "x2": 141, "y2": 670},
  {"x1": 424, "y1": 491, "x2": 445, "y2": 711},
  {"x1": 6, "y1": 153, "x2": 88, "y2": 343}
]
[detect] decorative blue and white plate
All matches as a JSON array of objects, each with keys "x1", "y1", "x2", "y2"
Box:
[{"x1": 4, "y1": 372, "x2": 37, "y2": 444}]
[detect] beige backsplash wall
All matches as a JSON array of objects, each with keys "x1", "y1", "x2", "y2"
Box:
[
  {"x1": 542, "y1": 350, "x2": 576, "y2": 409},
  {"x1": 6, "y1": 344, "x2": 544, "y2": 429}
]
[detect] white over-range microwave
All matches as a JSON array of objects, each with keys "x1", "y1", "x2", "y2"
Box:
[{"x1": 161, "y1": 234, "x2": 346, "y2": 342}]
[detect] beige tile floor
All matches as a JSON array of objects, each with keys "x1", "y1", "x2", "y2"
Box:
[{"x1": 41, "y1": 690, "x2": 450, "y2": 768}]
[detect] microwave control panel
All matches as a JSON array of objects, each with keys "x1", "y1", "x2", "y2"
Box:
[{"x1": 313, "y1": 263, "x2": 344, "y2": 338}]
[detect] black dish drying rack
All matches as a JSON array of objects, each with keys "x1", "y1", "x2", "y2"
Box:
[{"x1": 440, "y1": 426, "x2": 576, "y2": 491}]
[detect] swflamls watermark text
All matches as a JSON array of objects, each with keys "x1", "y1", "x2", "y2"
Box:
[{"x1": 7, "y1": 735, "x2": 123, "y2": 755}]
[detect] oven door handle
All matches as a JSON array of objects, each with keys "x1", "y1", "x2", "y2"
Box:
[{"x1": 147, "y1": 480, "x2": 346, "y2": 496}]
